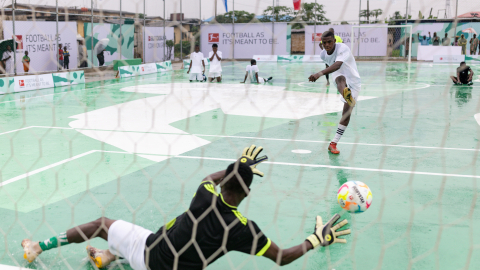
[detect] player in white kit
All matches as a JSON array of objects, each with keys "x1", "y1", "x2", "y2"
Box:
[
  {"x1": 308, "y1": 31, "x2": 361, "y2": 154},
  {"x1": 208, "y1": 44, "x2": 222, "y2": 82},
  {"x1": 241, "y1": 59, "x2": 272, "y2": 84},
  {"x1": 187, "y1": 44, "x2": 205, "y2": 82}
]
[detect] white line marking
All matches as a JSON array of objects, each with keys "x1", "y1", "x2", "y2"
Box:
[
  {"x1": 0, "y1": 264, "x2": 31, "y2": 270},
  {"x1": 0, "y1": 150, "x2": 97, "y2": 187},
  {"x1": 1, "y1": 126, "x2": 478, "y2": 153},
  {"x1": 174, "y1": 155, "x2": 480, "y2": 179}
]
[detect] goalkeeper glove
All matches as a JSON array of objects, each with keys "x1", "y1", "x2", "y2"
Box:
[
  {"x1": 239, "y1": 145, "x2": 267, "y2": 177},
  {"x1": 306, "y1": 214, "x2": 350, "y2": 248}
]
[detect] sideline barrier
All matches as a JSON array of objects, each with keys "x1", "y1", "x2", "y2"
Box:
[
  {"x1": 0, "y1": 71, "x2": 85, "y2": 94},
  {"x1": 119, "y1": 60, "x2": 174, "y2": 78},
  {"x1": 253, "y1": 55, "x2": 324, "y2": 62}
]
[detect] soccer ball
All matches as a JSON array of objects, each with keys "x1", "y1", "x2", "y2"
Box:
[{"x1": 337, "y1": 181, "x2": 372, "y2": 213}]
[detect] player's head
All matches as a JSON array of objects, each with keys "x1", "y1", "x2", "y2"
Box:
[
  {"x1": 222, "y1": 162, "x2": 253, "y2": 197},
  {"x1": 194, "y1": 44, "x2": 200, "y2": 52},
  {"x1": 251, "y1": 59, "x2": 256, "y2": 65},
  {"x1": 321, "y1": 31, "x2": 336, "y2": 52},
  {"x1": 212, "y1": 43, "x2": 218, "y2": 52},
  {"x1": 329, "y1": 28, "x2": 334, "y2": 34},
  {"x1": 423, "y1": 35, "x2": 426, "y2": 39},
  {"x1": 460, "y1": 61, "x2": 466, "y2": 66}
]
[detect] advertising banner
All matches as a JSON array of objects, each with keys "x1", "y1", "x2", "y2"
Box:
[
  {"x1": 305, "y1": 25, "x2": 388, "y2": 56},
  {"x1": 119, "y1": 63, "x2": 157, "y2": 78},
  {"x1": 144, "y1": 27, "x2": 174, "y2": 62},
  {"x1": 278, "y1": 55, "x2": 304, "y2": 62},
  {"x1": 84, "y1": 22, "x2": 134, "y2": 67},
  {"x1": 433, "y1": 55, "x2": 465, "y2": 63},
  {"x1": 253, "y1": 55, "x2": 278, "y2": 61},
  {"x1": 13, "y1": 74, "x2": 54, "y2": 92},
  {"x1": 52, "y1": 71, "x2": 86, "y2": 87},
  {"x1": 0, "y1": 77, "x2": 14, "y2": 94},
  {"x1": 201, "y1": 23, "x2": 289, "y2": 59},
  {"x1": 156, "y1": 60, "x2": 173, "y2": 72},
  {"x1": 3, "y1": 21, "x2": 78, "y2": 74}
]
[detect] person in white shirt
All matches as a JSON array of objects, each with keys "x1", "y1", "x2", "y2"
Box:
[
  {"x1": 241, "y1": 59, "x2": 272, "y2": 84},
  {"x1": 2, "y1": 45, "x2": 14, "y2": 75},
  {"x1": 187, "y1": 44, "x2": 205, "y2": 82},
  {"x1": 208, "y1": 44, "x2": 222, "y2": 82},
  {"x1": 308, "y1": 31, "x2": 361, "y2": 155}
]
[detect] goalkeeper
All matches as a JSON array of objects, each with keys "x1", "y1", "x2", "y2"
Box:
[{"x1": 21, "y1": 145, "x2": 350, "y2": 269}]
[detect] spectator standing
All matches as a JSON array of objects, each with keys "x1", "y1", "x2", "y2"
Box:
[
  {"x1": 22, "y1": 51, "x2": 30, "y2": 73},
  {"x1": 442, "y1": 33, "x2": 451, "y2": 46},
  {"x1": 97, "y1": 50, "x2": 105, "y2": 66},
  {"x1": 458, "y1": 34, "x2": 467, "y2": 55},
  {"x1": 432, "y1": 32, "x2": 440, "y2": 46},
  {"x1": 470, "y1": 34, "x2": 478, "y2": 55},
  {"x1": 454, "y1": 36, "x2": 459, "y2": 46},
  {"x1": 63, "y1": 46, "x2": 70, "y2": 69},
  {"x1": 2, "y1": 45, "x2": 14, "y2": 75},
  {"x1": 58, "y1": 44, "x2": 64, "y2": 70},
  {"x1": 417, "y1": 32, "x2": 431, "y2": 45}
]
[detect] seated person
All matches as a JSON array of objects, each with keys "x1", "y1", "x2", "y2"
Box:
[
  {"x1": 451, "y1": 62, "x2": 474, "y2": 85},
  {"x1": 241, "y1": 59, "x2": 272, "y2": 84}
]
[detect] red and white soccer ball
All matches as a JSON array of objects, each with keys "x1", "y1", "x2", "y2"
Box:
[{"x1": 337, "y1": 181, "x2": 372, "y2": 213}]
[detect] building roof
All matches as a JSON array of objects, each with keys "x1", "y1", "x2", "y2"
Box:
[{"x1": 4, "y1": 3, "x2": 138, "y2": 15}]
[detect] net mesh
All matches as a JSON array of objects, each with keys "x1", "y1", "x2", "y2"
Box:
[{"x1": 1, "y1": 0, "x2": 480, "y2": 270}]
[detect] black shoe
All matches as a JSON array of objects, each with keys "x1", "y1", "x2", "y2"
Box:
[{"x1": 267, "y1": 77, "x2": 273, "y2": 81}]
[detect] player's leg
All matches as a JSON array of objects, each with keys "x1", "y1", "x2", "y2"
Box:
[
  {"x1": 22, "y1": 217, "x2": 116, "y2": 264},
  {"x1": 216, "y1": 74, "x2": 222, "y2": 82},
  {"x1": 328, "y1": 76, "x2": 355, "y2": 154},
  {"x1": 451, "y1": 76, "x2": 459, "y2": 84},
  {"x1": 325, "y1": 64, "x2": 330, "y2": 85}
]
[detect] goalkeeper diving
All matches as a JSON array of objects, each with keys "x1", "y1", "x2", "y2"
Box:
[{"x1": 21, "y1": 145, "x2": 350, "y2": 269}]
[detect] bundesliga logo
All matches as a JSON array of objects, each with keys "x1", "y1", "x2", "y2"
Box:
[
  {"x1": 19, "y1": 80, "x2": 25, "y2": 87},
  {"x1": 208, "y1": 33, "x2": 219, "y2": 43}
]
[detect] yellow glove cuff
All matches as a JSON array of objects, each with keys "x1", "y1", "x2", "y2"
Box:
[{"x1": 306, "y1": 234, "x2": 320, "y2": 248}]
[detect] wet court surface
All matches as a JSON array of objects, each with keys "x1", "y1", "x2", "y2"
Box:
[{"x1": 0, "y1": 61, "x2": 480, "y2": 269}]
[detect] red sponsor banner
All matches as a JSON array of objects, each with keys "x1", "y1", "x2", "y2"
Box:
[
  {"x1": 208, "y1": 33, "x2": 219, "y2": 43},
  {"x1": 312, "y1": 33, "x2": 322, "y2": 42},
  {"x1": 293, "y1": 0, "x2": 301, "y2": 11},
  {"x1": 15, "y1": 35, "x2": 23, "y2": 50}
]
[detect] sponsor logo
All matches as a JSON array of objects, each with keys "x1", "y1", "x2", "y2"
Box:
[
  {"x1": 208, "y1": 33, "x2": 219, "y2": 43},
  {"x1": 19, "y1": 80, "x2": 25, "y2": 87},
  {"x1": 312, "y1": 33, "x2": 322, "y2": 42},
  {"x1": 15, "y1": 35, "x2": 23, "y2": 50},
  {"x1": 352, "y1": 186, "x2": 365, "y2": 203},
  {"x1": 148, "y1": 36, "x2": 164, "y2": 42},
  {"x1": 142, "y1": 67, "x2": 144, "y2": 71}
]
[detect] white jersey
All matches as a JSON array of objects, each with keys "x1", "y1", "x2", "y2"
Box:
[
  {"x1": 246, "y1": 65, "x2": 260, "y2": 83},
  {"x1": 189, "y1": 52, "x2": 204, "y2": 73},
  {"x1": 320, "y1": 43, "x2": 361, "y2": 86},
  {"x1": 208, "y1": 51, "x2": 222, "y2": 73}
]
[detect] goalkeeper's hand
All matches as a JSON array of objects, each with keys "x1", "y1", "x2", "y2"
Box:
[
  {"x1": 306, "y1": 214, "x2": 350, "y2": 248},
  {"x1": 239, "y1": 144, "x2": 266, "y2": 177}
]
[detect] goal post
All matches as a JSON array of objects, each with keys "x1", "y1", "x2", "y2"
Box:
[{"x1": 351, "y1": 24, "x2": 412, "y2": 63}]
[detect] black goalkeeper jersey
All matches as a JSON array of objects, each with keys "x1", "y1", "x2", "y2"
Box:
[{"x1": 145, "y1": 181, "x2": 271, "y2": 270}]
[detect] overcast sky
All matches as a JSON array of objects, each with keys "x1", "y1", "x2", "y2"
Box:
[{"x1": 12, "y1": 0, "x2": 480, "y2": 22}]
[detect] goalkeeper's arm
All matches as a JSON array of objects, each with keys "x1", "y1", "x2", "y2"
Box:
[
  {"x1": 202, "y1": 170, "x2": 226, "y2": 185},
  {"x1": 262, "y1": 240, "x2": 313, "y2": 266}
]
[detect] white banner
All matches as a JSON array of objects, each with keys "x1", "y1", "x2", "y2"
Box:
[
  {"x1": 3, "y1": 21, "x2": 78, "y2": 74},
  {"x1": 433, "y1": 55, "x2": 465, "y2": 62},
  {"x1": 201, "y1": 23, "x2": 289, "y2": 59},
  {"x1": 253, "y1": 55, "x2": 278, "y2": 61},
  {"x1": 119, "y1": 63, "x2": 157, "y2": 78},
  {"x1": 305, "y1": 25, "x2": 388, "y2": 57},
  {"x1": 144, "y1": 27, "x2": 174, "y2": 62},
  {"x1": 13, "y1": 74, "x2": 54, "y2": 92}
]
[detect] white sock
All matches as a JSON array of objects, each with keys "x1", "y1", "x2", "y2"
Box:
[{"x1": 332, "y1": 124, "x2": 347, "y2": 143}]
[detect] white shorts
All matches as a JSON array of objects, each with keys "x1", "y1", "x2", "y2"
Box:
[
  {"x1": 208, "y1": 72, "x2": 222, "y2": 78},
  {"x1": 339, "y1": 83, "x2": 361, "y2": 104},
  {"x1": 108, "y1": 220, "x2": 153, "y2": 270},
  {"x1": 189, "y1": 73, "x2": 203, "y2": 81}
]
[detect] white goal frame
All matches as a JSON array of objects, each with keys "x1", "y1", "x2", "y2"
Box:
[{"x1": 351, "y1": 25, "x2": 413, "y2": 63}]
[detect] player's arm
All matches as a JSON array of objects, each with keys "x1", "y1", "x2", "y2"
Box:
[
  {"x1": 308, "y1": 61, "x2": 343, "y2": 82},
  {"x1": 187, "y1": 60, "x2": 192, "y2": 74},
  {"x1": 215, "y1": 53, "x2": 222, "y2": 61},
  {"x1": 202, "y1": 170, "x2": 226, "y2": 185},
  {"x1": 202, "y1": 60, "x2": 205, "y2": 73},
  {"x1": 255, "y1": 72, "x2": 260, "y2": 84},
  {"x1": 263, "y1": 214, "x2": 350, "y2": 266},
  {"x1": 241, "y1": 71, "x2": 248, "y2": 83},
  {"x1": 469, "y1": 69, "x2": 474, "y2": 80},
  {"x1": 209, "y1": 53, "x2": 215, "y2": 61}
]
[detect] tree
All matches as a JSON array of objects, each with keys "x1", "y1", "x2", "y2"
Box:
[
  {"x1": 371, "y1": 9, "x2": 383, "y2": 22},
  {"x1": 297, "y1": 3, "x2": 329, "y2": 23},
  {"x1": 216, "y1": 10, "x2": 255, "y2": 23},
  {"x1": 165, "y1": 40, "x2": 174, "y2": 60},
  {"x1": 261, "y1": 5, "x2": 293, "y2": 22}
]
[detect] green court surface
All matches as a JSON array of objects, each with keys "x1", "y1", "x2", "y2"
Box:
[{"x1": 1, "y1": 61, "x2": 480, "y2": 270}]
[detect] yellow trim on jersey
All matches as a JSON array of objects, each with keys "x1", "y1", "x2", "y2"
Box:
[
  {"x1": 204, "y1": 183, "x2": 218, "y2": 195},
  {"x1": 256, "y1": 238, "x2": 272, "y2": 256},
  {"x1": 201, "y1": 180, "x2": 215, "y2": 184},
  {"x1": 165, "y1": 217, "x2": 177, "y2": 230},
  {"x1": 219, "y1": 193, "x2": 237, "y2": 209},
  {"x1": 231, "y1": 210, "x2": 247, "y2": 225},
  {"x1": 335, "y1": 35, "x2": 343, "y2": 43}
]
